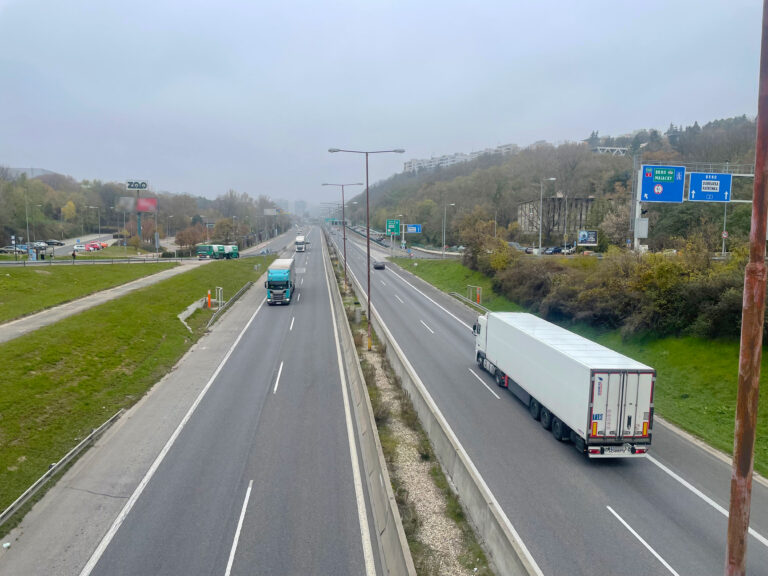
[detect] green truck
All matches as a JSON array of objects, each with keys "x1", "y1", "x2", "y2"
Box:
[{"x1": 196, "y1": 244, "x2": 239, "y2": 260}]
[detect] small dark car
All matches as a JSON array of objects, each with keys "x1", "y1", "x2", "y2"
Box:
[{"x1": 373, "y1": 261, "x2": 386, "y2": 270}]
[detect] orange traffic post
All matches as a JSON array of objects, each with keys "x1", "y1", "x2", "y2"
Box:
[{"x1": 207, "y1": 289, "x2": 211, "y2": 309}]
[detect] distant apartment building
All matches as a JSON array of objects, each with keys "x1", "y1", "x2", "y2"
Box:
[
  {"x1": 403, "y1": 143, "x2": 519, "y2": 173},
  {"x1": 294, "y1": 200, "x2": 307, "y2": 216}
]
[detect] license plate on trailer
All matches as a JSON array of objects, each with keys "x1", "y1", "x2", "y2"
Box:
[{"x1": 604, "y1": 444, "x2": 631, "y2": 454}]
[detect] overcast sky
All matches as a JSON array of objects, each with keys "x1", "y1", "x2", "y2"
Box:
[{"x1": 0, "y1": 0, "x2": 761, "y2": 205}]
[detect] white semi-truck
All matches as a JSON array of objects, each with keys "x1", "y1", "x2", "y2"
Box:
[
  {"x1": 474, "y1": 312, "x2": 654, "y2": 458},
  {"x1": 295, "y1": 235, "x2": 306, "y2": 252}
]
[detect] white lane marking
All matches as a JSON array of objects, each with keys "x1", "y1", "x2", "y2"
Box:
[
  {"x1": 272, "y1": 361, "x2": 284, "y2": 394},
  {"x1": 380, "y1": 280, "x2": 387, "y2": 286},
  {"x1": 385, "y1": 267, "x2": 473, "y2": 332},
  {"x1": 225, "y1": 480, "x2": 253, "y2": 576},
  {"x1": 606, "y1": 506, "x2": 680, "y2": 576},
  {"x1": 301, "y1": 277, "x2": 304, "y2": 286},
  {"x1": 290, "y1": 316, "x2": 295, "y2": 331},
  {"x1": 395, "y1": 294, "x2": 404, "y2": 304},
  {"x1": 297, "y1": 293, "x2": 301, "y2": 302},
  {"x1": 420, "y1": 320, "x2": 434, "y2": 334},
  {"x1": 78, "y1": 298, "x2": 267, "y2": 576},
  {"x1": 646, "y1": 455, "x2": 768, "y2": 548},
  {"x1": 468, "y1": 368, "x2": 500, "y2": 399},
  {"x1": 321, "y1": 236, "x2": 376, "y2": 575}
]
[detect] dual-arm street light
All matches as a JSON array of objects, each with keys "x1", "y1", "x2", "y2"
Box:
[
  {"x1": 329, "y1": 148, "x2": 405, "y2": 350},
  {"x1": 322, "y1": 182, "x2": 363, "y2": 290},
  {"x1": 442, "y1": 203, "x2": 455, "y2": 259},
  {"x1": 538, "y1": 177, "x2": 556, "y2": 256}
]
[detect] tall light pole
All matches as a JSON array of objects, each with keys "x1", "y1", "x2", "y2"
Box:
[
  {"x1": 167, "y1": 215, "x2": 174, "y2": 239},
  {"x1": 323, "y1": 182, "x2": 363, "y2": 290},
  {"x1": 397, "y1": 213, "x2": 405, "y2": 251},
  {"x1": 329, "y1": 147, "x2": 405, "y2": 350},
  {"x1": 442, "y1": 203, "x2": 455, "y2": 258},
  {"x1": 539, "y1": 177, "x2": 556, "y2": 256},
  {"x1": 87, "y1": 205, "x2": 100, "y2": 239},
  {"x1": 33, "y1": 204, "x2": 42, "y2": 242},
  {"x1": 232, "y1": 215, "x2": 237, "y2": 244}
]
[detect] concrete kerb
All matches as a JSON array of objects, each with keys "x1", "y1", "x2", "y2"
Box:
[
  {"x1": 322, "y1": 235, "x2": 416, "y2": 576},
  {"x1": 337, "y1": 242, "x2": 541, "y2": 576}
]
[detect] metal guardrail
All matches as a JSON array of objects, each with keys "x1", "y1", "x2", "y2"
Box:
[
  {"x1": 449, "y1": 292, "x2": 490, "y2": 313},
  {"x1": 206, "y1": 281, "x2": 253, "y2": 330},
  {"x1": 0, "y1": 409, "x2": 125, "y2": 528},
  {"x1": 0, "y1": 257, "x2": 187, "y2": 267}
]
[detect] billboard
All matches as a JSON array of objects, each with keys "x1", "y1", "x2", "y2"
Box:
[
  {"x1": 136, "y1": 198, "x2": 158, "y2": 213},
  {"x1": 117, "y1": 196, "x2": 135, "y2": 211},
  {"x1": 577, "y1": 230, "x2": 598, "y2": 247}
]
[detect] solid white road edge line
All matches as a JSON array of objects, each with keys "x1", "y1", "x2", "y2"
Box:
[
  {"x1": 321, "y1": 237, "x2": 376, "y2": 576},
  {"x1": 606, "y1": 505, "x2": 680, "y2": 576},
  {"x1": 395, "y1": 294, "x2": 404, "y2": 304},
  {"x1": 224, "y1": 480, "x2": 253, "y2": 576},
  {"x1": 273, "y1": 361, "x2": 284, "y2": 394},
  {"x1": 340, "y1": 249, "x2": 544, "y2": 576},
  {"x1": 646, "y1": 455, "x2": 768, "y2": 548},
  {"x1": 468, "y1": 368, "x2": 500, "y2": 400},
  {"x1": 420, "y1": 320, "x2": 434, "y2": 334},
  {"x1": 78, "y1": 297, "x2": 267, "y2": 576},
  {"x1": 290, "y1": 316, "x2": 295, "y2": 331}
]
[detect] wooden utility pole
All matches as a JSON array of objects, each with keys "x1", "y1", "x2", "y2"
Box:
[{"x1": 726, "y1": 2, "x2": 768, "y2": 574}]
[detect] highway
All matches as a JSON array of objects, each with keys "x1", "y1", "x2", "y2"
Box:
[
  {"x1": 83, "y1": 227, "x2": 376, "y2": 576},
  {"x1": 0, "y1": 227, "x2": 379, "y2": 575},
  {"x1": 330, "y1": 226, "x2": 768, "y2": 576}
]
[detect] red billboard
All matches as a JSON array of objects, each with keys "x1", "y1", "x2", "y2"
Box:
[{"x1": 136, "y1": 198, "x2": 158, "y2": 213}]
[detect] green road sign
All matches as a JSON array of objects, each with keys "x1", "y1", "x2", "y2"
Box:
[{"x1": 386, "y1": 219, "x2": 400, "y2": 235}]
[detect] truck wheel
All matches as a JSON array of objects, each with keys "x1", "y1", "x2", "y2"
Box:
[
  {"x1": 552, "y1": 417, "x2": 568, "y2": 441},
  {"x1": 476, "y1": 354, "x2": 484, "y2": 369},
  {"x1": 494, "y1": 371, "x2": 504, "y2": 387},
  {"x1": 529, "y1": 398, "x2": 540, "y2": 421},
  {"x1": 540, "y1": 407, "x2": 552, "y2": 430}
]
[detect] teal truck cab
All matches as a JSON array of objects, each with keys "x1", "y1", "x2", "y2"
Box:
[{"x1": 265, "y1": 258, "x2": 295, "y2": 305}]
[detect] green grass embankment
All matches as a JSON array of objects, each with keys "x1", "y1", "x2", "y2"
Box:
[
  {"x1": 392, "y1": 257, "x2": 768, "y2": 476},
  {"x1": 0, "y1": 255, "x2": 275, "y2": 514},
  {"x1": 0, "y1": 262, "x2": 176, "y2": 323}
]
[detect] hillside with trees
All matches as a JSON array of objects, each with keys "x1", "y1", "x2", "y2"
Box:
[{"x1": 348, "y1": 115, "x2": 756, "y2": 254}]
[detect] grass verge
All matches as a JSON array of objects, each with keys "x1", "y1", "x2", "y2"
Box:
[
  {"x1": 391, "y1": 257, "x2": 768, "y2": 477},
  {"x1": 0, "y1": 262, "x2": 177, "y2": 323},
  {"x1": 0, "y1": 255, "x2": 275, "y2": 521}
]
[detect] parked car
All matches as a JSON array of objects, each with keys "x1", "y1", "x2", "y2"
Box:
[
  {"x1": 524, "y1": 246, "x2": 535, "y2": 254},
  {"x1": 373, "y1": 261, "x2": 386, "y2": 270},
  {"x1": 85, "y1": 242, "x2": 101, "y2": 251},
  {"x1": 99, "y1": 241, "x2": 109, "y2": 248},
  {"x1": 32, "y1": 241, "x2": 48, "y2": 249},
  {"x1": 0, "y1": 246, "x2": 23, "y2": 254},
  {"x1": 73, "y1": 244, "x2": 86, "y2": 252},
  {"x1": 563, "y1": 244, "x2": 576, "y2": 255},
  {"x1": 46, "y1": 239, "x2": 65, "y2": 246}
]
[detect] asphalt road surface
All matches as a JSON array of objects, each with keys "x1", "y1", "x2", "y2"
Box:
[{"x1": 331, "y1": 228, "x2": 768, "y2": 576}]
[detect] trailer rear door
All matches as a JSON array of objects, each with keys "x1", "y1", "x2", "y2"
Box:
[{"x1": 590, "y1": 371, "x2": 653, "y2": 440}]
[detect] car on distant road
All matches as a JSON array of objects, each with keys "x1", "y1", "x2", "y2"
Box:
[
  {"x1": 73, "y1": 244, "x2": 86, "y2": 252},
  {"x1": 544, "y1": 246, "x2": 562, "y2": 255},
  {"x1": 33, "y1": 241, "x2": 48, "y2": 249},
  {"x1": 524, "y1": 246, "x2": 535, "y2": 254},
  {"x1": 46, "y1": 239, "x2": 65, "y2": 246},
  {"x1": 0, "y1": 246, "x2": 23, "y2": 254},
  {"x1": 85, "y1": 242, "x2": 101, "y2": 251},
  {"x1": 100, "y1": 241, "x2": 109, "y2": 248},
  {"x1": 563, "y1": 244, "x2": 576, "y2": 255},
  {"x1": 373, "y1": 261, "x2": 386, "y2": 270}
]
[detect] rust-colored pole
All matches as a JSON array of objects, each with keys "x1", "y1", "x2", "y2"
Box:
[{"x1": 726, "y1": 2, "x2": 768, "y2": 574}]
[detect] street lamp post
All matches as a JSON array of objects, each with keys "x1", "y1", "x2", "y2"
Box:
[
  {"x1": 33, "y1": 204, "x2": 42, "y2": 242},
  {"x1": 323, "y1": 182, "x2": 363, "y2": 290},
  {"x1": 538, "y1": 177, "x2": 556, "y2": 256},
  {"x1": 442, "y1": 203, "x2": 455, "y2": 259},
  {"x1": 87, "y1": 206, "x2": 101, "y2": 239},
  {"x1": 329, "y1": 148, "x2": 405, "y2": 350},
  {"x1": 167, "y1": 215, "x2": 174, "y2": 239},
  {"x1": 397, "y1": 213, "x2": 405, "y2": 251}
]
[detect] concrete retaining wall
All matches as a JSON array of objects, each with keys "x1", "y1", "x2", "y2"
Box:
[{"x1": 322, "y1": 235, "x2": 416, "y2": 576}]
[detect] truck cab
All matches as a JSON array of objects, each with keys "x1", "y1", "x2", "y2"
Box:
[{"x1": 265, "y1": 258, "x2": 295, "y2": 305}]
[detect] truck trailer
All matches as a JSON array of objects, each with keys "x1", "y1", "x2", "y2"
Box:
[
  {"x1": 295, "y1": 235, "x2": 306, "y2": 252},
  {"x1": 474, "y1": 312, "x2": 654, "y2": 458},
  {"x1": 265, "y1": 258, "x2": 295, "y2": 305}
]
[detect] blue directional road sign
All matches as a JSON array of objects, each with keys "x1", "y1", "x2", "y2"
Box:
[
  {"x1": 688, "y1": 172, "x2": 732, "y2": 203},
  {"x1": 406, "y1": 224, "x2": 422, "y2": 233},
  {"x1": 641, "y1": 165, "x2": 686, "y2": 203}
]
